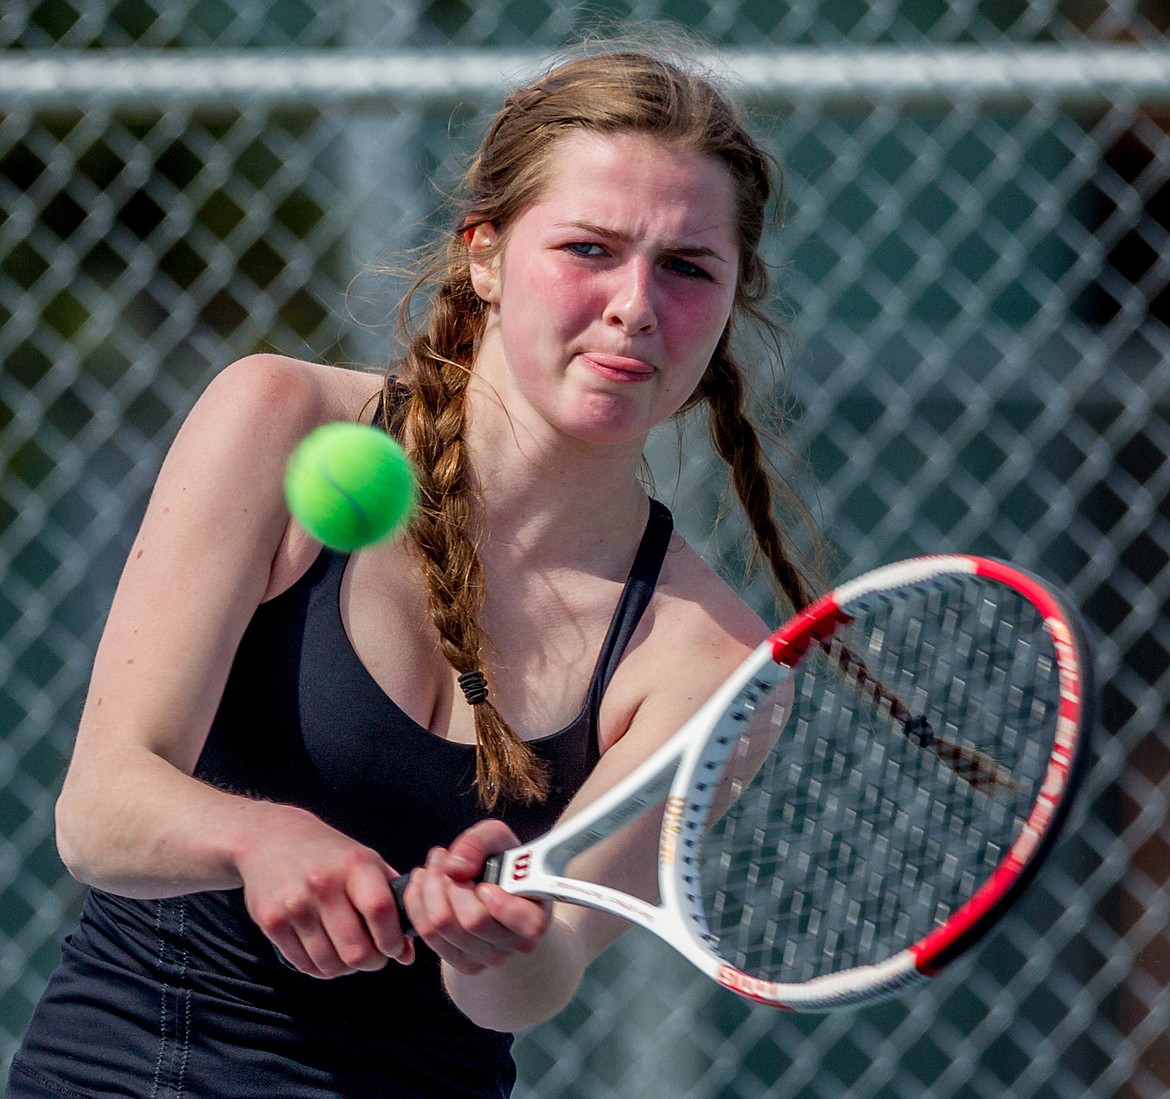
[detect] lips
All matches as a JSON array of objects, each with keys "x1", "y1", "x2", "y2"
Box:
[{"x1": 579, "y1": 352, "x2": 655, "y2": 382}]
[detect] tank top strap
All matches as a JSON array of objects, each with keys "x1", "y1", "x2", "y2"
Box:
[
  {"x1": 370, "y1": 378, "x2": 673, "y2": 770},
  {"x1": 582, "y1": 498, "x2": 674, "y2": 767}
]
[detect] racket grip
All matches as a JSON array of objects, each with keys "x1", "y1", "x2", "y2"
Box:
[
  {"x1": 389, "y1": 873, "x2": 417, "y2": 939},
  {"x1": 390, "y1": 855, "x2": 505, "y2": 939}
]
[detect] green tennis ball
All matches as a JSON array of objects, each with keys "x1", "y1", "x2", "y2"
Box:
[{"x1": 284, "y1": 422, "x2": 417, "y2": 551}]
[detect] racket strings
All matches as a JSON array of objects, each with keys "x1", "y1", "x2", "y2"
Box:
[
  {"x1": 822, "y1": 617, "x2": 1017, "y2": 795},
  {"x1": 694, "y1": 574, "x2": 1063, "y2": 985}
]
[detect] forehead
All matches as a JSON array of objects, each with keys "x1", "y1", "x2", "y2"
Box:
[{"x1": 529, "y1": 130, "x2": 739, "y2": 247}]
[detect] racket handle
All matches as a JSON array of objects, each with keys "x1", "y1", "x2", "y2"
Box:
[
  {"x1": 389, "y1": 873, "x2": 416, "y2": 938},
  {"x1": 482, "y1": 853, "x2": 504, "y2": 884},
  {"x1": 389, "y1": 854, "x2": 505, "y2": 939}
]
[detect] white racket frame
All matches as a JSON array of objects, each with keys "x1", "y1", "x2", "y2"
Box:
[{"x1": 484, "y1": 555, "x2": 1089, "y2": 1011}]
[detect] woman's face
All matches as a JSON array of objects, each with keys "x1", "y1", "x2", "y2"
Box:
[{"x1": 469, "y1": 129, "x2": 740, "y2": 449}]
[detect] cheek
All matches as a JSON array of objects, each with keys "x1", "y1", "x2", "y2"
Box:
[
  {"x1": 665, "y1": 289, "x2": 734, "y2": 359},
  {"x1": 506, "y1": 263, "x2": 599, "y2": 342}
]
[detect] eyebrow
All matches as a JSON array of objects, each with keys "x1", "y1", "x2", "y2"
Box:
[{"x1": 556, "y1": 220, "x2": 733, "y2": 265}]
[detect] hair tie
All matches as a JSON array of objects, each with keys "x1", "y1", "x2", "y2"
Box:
[{"x1": 458, "y1": 670, "x2": 489, "y2": 706}]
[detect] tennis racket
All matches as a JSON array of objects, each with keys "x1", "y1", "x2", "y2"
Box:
[{"x1": 393, "y1": 555, "x2": 1092, "y2": 1011}]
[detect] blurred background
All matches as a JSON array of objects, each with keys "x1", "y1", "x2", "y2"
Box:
[{"x1": 1, "y1": 2, "x2": 1168, "y2": 1097}]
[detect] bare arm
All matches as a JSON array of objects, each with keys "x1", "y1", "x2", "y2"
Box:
[
  {"x1": 403, "y1": 591, "x2": 767, "y2": 1031},
  {"x1": 54, "y1": 355, "x2": 414, "y2": 975},
  {"x1": 57, "y1": 356, "x2": 294, "y2": 888}
]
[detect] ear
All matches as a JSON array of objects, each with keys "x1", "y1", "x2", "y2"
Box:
[{"x1": 466, "y1": 222, "x2": 501, "y2": 304}]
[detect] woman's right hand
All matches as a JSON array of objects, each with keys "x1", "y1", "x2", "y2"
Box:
[
  {"x1": 396, "y1": 818, "x2": 550, "y2": 976},
  {"x1": 237, "y1": 803, "x2": 415, "y2": 978}
]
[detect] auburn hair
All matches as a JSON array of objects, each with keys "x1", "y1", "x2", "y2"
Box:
[{"x1": 385, "y1": 46, "x2": 818, "y2": 808}]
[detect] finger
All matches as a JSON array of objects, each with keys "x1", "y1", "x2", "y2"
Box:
[
  {"x1": 436, "y1": 867, "x2": 545, "y2": 957},
  {"x1": 426, "y1": 853, "x2": 535, "y2": 967},
  {"x1": 445, "y1": 820, "x2": 520, "y2": 881},
  {"x1": 476, "y1": 883, "x2": 552, "y2": 944},
  {"x1": 281, "y1": 915, "x2": 353, "y2": 979},
  {"x1": 410, "y1": 854, "x2": 496, "y2": 973},
  {"x1": 345, "y1": 865, "x2": 411, "y2": 965},
  {"x1": 270, "y1": 933, "x2": 314, "y2": 974},
  {"x1": 258, "y1": 896, "x2": 352, "y2": 980},
  {"x1": 299, "y1": 896, "x2": 386, "y2": 977}
]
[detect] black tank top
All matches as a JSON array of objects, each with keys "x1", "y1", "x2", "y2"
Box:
[
  {"x1": 9, "y1": 500, "x2": 674, "y2": 1099},
  {"x1": 196, "y1": 495, "x2": 673, "y2": 854}
]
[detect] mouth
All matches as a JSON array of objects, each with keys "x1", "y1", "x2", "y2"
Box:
[{"x1": 578, "y1": 353, "x2": 656, "y2": 382}]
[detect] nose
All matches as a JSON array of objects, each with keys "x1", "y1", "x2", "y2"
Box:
[{"x1": 603, "y1": 259, "x2": 657, "y2": 335}]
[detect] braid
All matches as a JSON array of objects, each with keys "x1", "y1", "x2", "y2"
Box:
[
  {"x1": 375, "y1": 45, "x2": 814, "y2": 806},
  {"x1": 698, "y1": 336, "x2": 816, "y2": 616},
  {"x1": 395, "y1": 276, "x2": 549, "y2": 810}
]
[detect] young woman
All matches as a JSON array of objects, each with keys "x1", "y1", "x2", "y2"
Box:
[{"x1": 7, "y1": 45, "x2": 816, "y2": 1099}]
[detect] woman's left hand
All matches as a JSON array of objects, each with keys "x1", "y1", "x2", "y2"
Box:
[{"x1": 400, "y1": 819, "x2": 551, "y2": 974}]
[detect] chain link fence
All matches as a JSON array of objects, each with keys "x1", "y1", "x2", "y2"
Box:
[{"x1": 2, "y1": 2, "x2": 1169, "y2": 1096}]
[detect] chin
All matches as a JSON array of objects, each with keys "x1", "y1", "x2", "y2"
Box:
[{"x1": 557, "y1": 408, "x2": 651, "y2": 447}]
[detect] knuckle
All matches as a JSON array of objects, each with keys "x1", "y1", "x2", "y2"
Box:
[
  {"x1": 281, "y1": 894, "x2": 315, "y2": 923},
  {"x1": 340, "y1": 846, "x2": 380, "y2": 877},
  {"x1": 253, "y1": 901, "x2": 300, "y2": 940},
  {"x1": 250, "y1": 904, "x2": 285, "y2": 936},
  {"x1": 362, "y1": 893, "x2": 395, "y2": 925},
  {"x1": 462, "y1": 908, "x2": 494, "y2": 938},
  {"x1": 409, "y1": 911, "x2": 437, "y2": 941},
  {"x1": 338, "y1": 942, "x2": 378, "y2": 970},
  {"x1": 304, "y1": 868, "x2": 337, "y2": 898}
]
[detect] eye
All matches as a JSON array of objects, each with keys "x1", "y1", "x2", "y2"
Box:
[
  {"x1": 565, "y1": 241, "x2": 606, "y2": 258},
  {"x1": 663, "y1": 256, "x2": 712, "y2": 280}
]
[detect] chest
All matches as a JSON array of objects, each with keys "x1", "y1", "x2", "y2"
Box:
[
  {"x1": 340, "y1": 543, "x2": 632, "y2": 744},
  {"x1": 200, "y1": 549, "x2": 597, "y2": 869}
]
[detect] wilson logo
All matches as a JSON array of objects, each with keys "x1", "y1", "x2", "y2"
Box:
[{"x1": 510, "y1": 852, "x2": 532, "y2": 882}]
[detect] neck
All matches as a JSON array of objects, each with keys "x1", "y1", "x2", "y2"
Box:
[{"x1": 462, "y1": 378, "x2": 652, "y2": 567}]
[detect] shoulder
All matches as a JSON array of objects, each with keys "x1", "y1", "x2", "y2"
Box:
[
  {"x1": 167, "y1": 356, "x2": 385, "y2": 594},
  {"x1": 169, "y1": 355, "x2": 384, "y2": 497},
  {"x1": 652, "y1": 535, "x2": 770, "y2": 680},
  {"x1": 130, "y1": 357, "x2": 384, "y2": 581},
  {"x1": 194, "y1": 354, "x2": 380, "y2": 434},
  {"x1": 597, "y1": 533, "x2": 770, "y2": 755}
]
